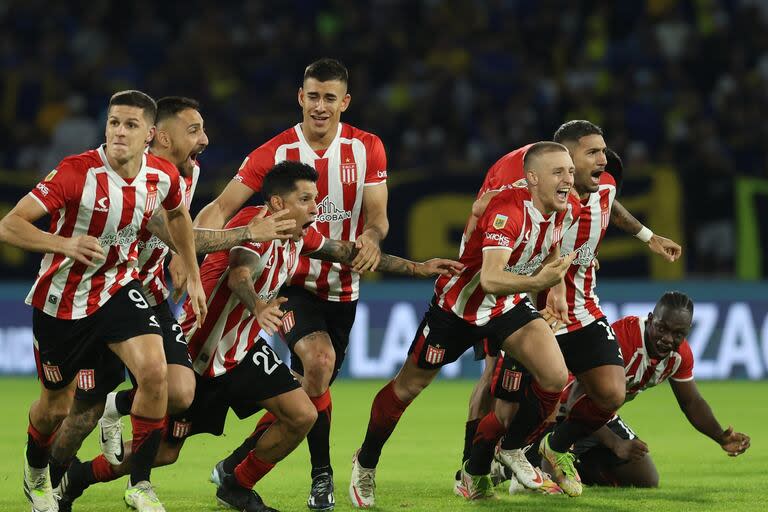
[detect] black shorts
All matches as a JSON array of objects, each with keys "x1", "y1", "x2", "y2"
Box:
[
  {"x1": 33, "y1": 281, "x2": 162, "y2": 390},
  {"x1": 556, "y1": 317, "x2": 624, "y2": 375},
  {"x1": 277, "y1": 286, "x2": 357, "y2": 384},
  {"x1": 489, "y1": 351, "x2": 532, "y2": 403},
  {"x1": 74, "y1": 300, "x2": 192, "y2": 400},
  {"x1": 185, "y1": 339, "x2": 301, "y2": 437},
  {"x1": 574, "y1": 415, "x2": 637, "y2": 469},
  {"x1": 471, "y1": 338, "x2": 500, "y2": 361},
  {"x1": 408, "y1": 297, "x2": 540, "y2": 370}
]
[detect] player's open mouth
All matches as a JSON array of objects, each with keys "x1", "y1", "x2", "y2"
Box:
[
  {"x1": 590, "y1": 169, "x2": 603, "y2": 185},
  {"x1": 556, "y1": 187, "x2": 570, "y2": 201}
]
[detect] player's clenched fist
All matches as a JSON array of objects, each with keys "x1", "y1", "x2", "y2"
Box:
[
  {"x1": 719, "y1": 426, "x2": 750, "y2": 457},
  {"x1": 247, "y1": 208, "x2": 296, "y2": 242},
  {"x1": 254, "y1": 297, "x2": 288, "y2": 336},
  {"x1": 61, "y1": 235, "x2": 105, "y2": 266}
]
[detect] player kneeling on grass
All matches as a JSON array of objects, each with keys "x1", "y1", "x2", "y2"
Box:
[
  {"x1": 58, "y1": 160, "x2": 461, "y2": 512},
  {"x1": 504, "y1": 291, "x2": 751, "y2": 488}
]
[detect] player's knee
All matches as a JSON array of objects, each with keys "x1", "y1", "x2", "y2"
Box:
[
  {"x1": 288, "y1": 403, "x2": 318, "y2": 438},
  {"x1": 393, "y1": 374, "x2": 429, "y2": 402},
  {"x1": 302, "y1": 352, "x2": 335, "y2": 392},
  {"x1": 590, "y1": 386, "x2": 625, "y2": 412},
  {"x1": 46, "y1": 401, "x2": 72, "y2": 425},
  {"x1": 539, "y1": 367, "x2": 569, "y2": 393},
  {"x1": 135, "y1": 361, "x2": 168, "y2": 393}
]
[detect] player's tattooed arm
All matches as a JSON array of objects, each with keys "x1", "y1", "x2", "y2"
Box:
[
  {"x1": 227, "y1": 247, "x2": 287, "y2": 334},
  {"x1": 147, "y1": 209, "x2": 295, "y2": 255},
  {"x1": 309, "y1": 239, "x2": 463, "y2": 277},
  {"x1": 609, "y1": 200, "x2": 643, "y2": 234}
]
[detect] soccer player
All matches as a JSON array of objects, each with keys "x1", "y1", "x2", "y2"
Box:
[
  {"x1": 58, "y1": 160, "x2": 459, "y2": 512},
  {"x1": 45, "y1": 97, "x2": 296, "y2": 498},
  {"x1": 540, "y1": 291, "x2": 751, "y2": 487},
  {"x1": 190, "y1": 57, "x2": 389, "y2": 511},
  {"x1": 348, "y1": 142, "x2": 580, "y2": 507},
  {"x1": 0, "y1": 90, "x2": 207, "y2": 512},
  {"x1": 457, "y1": 122, "x2": 683, "y2": 497}
]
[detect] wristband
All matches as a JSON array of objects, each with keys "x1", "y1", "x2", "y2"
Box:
[{"x1": 635, "y1": 226, "x2": 653, "y2": 243}]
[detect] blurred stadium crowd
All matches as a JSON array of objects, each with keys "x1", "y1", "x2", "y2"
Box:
[{"x1": 1, "y1": 0, "x2": 766, "y2": 275}]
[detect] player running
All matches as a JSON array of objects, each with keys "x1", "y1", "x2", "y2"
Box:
[
  {"x1": 0, "y1": 90, "x2": 207, "y2": 512},
  {"x1": 57, "y1": 161, "x2": 460, "y2": 512},
  {"x1": 46, "y1": 97, "x2": 294, "y2": 507},
  {"x1": 348, "y1": 142, "x2": 580, "y2": 508},
  {"x1": 189, "y1": 57, "x2": 389, "y2": 511}
]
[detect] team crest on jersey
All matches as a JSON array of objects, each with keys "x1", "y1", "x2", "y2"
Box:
[
  {"x1": 77, "y1": 369, "x2": 95, "y2": 391},
  {"x1": 493, "y1": 214, "x2": 508, "y2": 229},
  {"x1": 42, "y1": 363, "x2": 62, "y2": 384},
  {"x1": 281, "y1": 311, "x2": 295, "y2": 334},
  {"x1": 601, "y1": 210, "x2": 610, "y2": 229},
  {"x1": 44, "y1": 169, "x2": 57, "y2": 182},
  {"x1": 286, "y1": 246, "x2": 297, "y2": 271},
  {"x1": 145, "y1": 181, "x2": 158, "y2": 214},
  {"x1": 425, "y1": 345, "x2": 446, "y2": 365},
  {"x1": 340, "y1": 160, "x2": 357, "y2": 185},
  {"x1": 553, "y1": 224, "x2": 563, "y2": 244},
  {"x1": 501, "y1": 369, "x2": 522, "y2": 392}
]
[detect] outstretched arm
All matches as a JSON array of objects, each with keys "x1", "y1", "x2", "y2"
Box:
[
  {"x1": 309, "y1": 238, "x2": 462, "y2": 278},
  {"x1": 670, "y1": 379, "x2": 750, "y2": 456},
  {"x1": 610, "y1": 200, "x2": 681, "y2": 262},
  {"x1": 194, "y1": 179, "x2": 255, "y2": 230}
]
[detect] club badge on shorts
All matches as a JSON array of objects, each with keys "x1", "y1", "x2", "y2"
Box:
[
  {"x1": 425, "y1": 345, "x2": 446, "y2": 365},
  {"x1": 42, "y1": 363, "x2": 63, "y2": 384},
  {"x1": 501, "y1": 369, "x2": 522, "y2": 392},
  {"x1": 77, "y1": 369, "x2": 95, "y2": 391},
  {"x1": 281, "y1": 311, "x2": 295, "y2": 334}
]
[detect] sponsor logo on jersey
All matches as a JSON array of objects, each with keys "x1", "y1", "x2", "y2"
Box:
[
  {"x1": 493, "y1": 214, "x2": 508, "y2": 229},
  {"x1": 316, "y1": 196, "x2": 352, "y2": 223},
  {"x1": 571, "y1": 242, "x2": 595, "y2": 266},
  {"x1": 485, "y1": 232, "x2": 510, "y2": 247},
  {"x1": 340, "y1": 161, "x2": 357, "y2": 184},
  {"x1": 501, "y1": 369, "x2": 522, "y2": 392},
  {"x1": 44, "y1": 169, "x2": 58, "y2": 182},
  {"x1": 504, "y1": 253, "x2": 544, "y2": 276},
  {"x1": 137, "y1": 235, "x2": 167, "y2": 252},
  {"x1": 94, "y1": 197, "x2": 110, "y2": 213},
  {"x1": 281, "y1": 311, "x2": 295, "y2": 333},
  {"x1": 77, "y1": 369, "x2": 95, "y2": 391},
  {"x1": 36, "y1": 183, "x2": 50, "y2": 196},
  {"x1": 425, "y1": 344, "x2": 446, "y2": 365},
  {"x1": 42, "y1": 363, "x2": 62, "y2": 383},
  {"x1": 377, "y1": 169, "x2": 387, "y2": 179},
  {"x1": 233, "y1": 174, "x2": 244, "y2": 183},
  {"x1": 98, "y1": 225, "x2": 138, "y2": 252}
]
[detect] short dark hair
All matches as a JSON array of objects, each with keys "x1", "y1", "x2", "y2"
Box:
[
  {"x1": 656, "y1": 291, "x2": 694, "y2": 316},
  {"x1": 303, "y1": 58, "x2": 349, "y2": 85},
  {"x1": 553, "y1": 120, "x2": 603, "y2": 145},
  {"x1": 523, "y1": 141, "x2": 569, "y2": 170},
  {"x1": 155, "y1": 96, "x2": 200, "y2": 124},
  {"x1": 108, "y1": 90, "x2": 157, "y2": 123},
  {"x1": 262, "y1": 161, "x2": 319, "y2": 199}
]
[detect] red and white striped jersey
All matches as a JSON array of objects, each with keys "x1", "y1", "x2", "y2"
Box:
[
  {"x1": 476, "y1": 144, "x2": 533, "y2": 198},
  {"x1": 235, "y1": 123, "x2": 387, "y2": 303},
  {"x1": 435, "y1": 187, "x2": 578, "y2": 326},
  {"x1": 561, "y1": 315, "x2": 694, "y2": 411},
  {"x1": 557, "y1": 172, "x2": 616, "y2": 333},
  {"x1": 181, "y1": 206, "x2": 325, "y2": 378},
  {"x1": 26, "y1": 145, "x2": 183, "y2": 319},
  {"x1": 137, "y1": 163, "x2": 199, "y2": 306}
]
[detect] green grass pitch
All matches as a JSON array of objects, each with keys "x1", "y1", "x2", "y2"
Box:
[{"x1": 1, "y1": 378, "x2": 764, "y2": 511}]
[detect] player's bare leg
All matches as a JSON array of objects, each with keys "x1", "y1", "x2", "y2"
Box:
[
  {"x1": 25, "y1": 380, "x2": 76, "y2": 511},
  {"x1": 49, "y1": 398, "x2": 104, "y2": 487},
  {"x1": 292, "y1": 331, "x2": 338, "y2": 510},
  {"x1": 350, "y1": 357, "x2": 441, "y2": 507},
  {"x1": 109, "y1": 333, "x2": 168, "y2": 510}
]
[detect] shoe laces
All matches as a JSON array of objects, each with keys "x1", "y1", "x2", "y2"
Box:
[
  {"x1": 312, "y1": 473, "x2": 333, "y2": 495},
  {"x1": 355, "y1": 465, "x2": 376, "y2": 495},
  {"x1": 554, "y1": 450, "x2": 578, "y2": 479}
]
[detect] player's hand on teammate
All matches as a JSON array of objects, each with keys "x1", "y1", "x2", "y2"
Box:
[
  {"x1": 614, "y1": 438, "x2": 649, "y2": 462},
  {"x1": 169, "y1": 253, "x2": 188, "y2": 302},
  {"x1": 186, "y1": 275, "x2": 208, "y2": 328},
  {"x1": 248, "y1": 208, "x2": 296, "y2": 242},
  {"x1": 534, "y1": 252, "x2": 576, "y2": 292},
  {"x1": 540, "y1": 289, "x2": 570, "y2": 332},
  {"x1": 414, "y1": 258, "x2": 464, "y2": 278},
  {"x1": 62, "y1": 235, "x2": 105, "y2": 266},
  {"x1": 648, "y1": 234, "x2": 682, "y2": 262},
  {"x1": 719, "y1": 426, "x2": 750, "y2": 456},
  {"x1": 254, "y1": 297, "x2": 288, "y2": 336},
  {"x1": 351, "y1": 231, "x2": 381, "y2": 273}
]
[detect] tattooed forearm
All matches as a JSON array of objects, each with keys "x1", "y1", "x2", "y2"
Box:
[
  {"x1": 310, "y1": 239, "x2": 417, "y2": 275},
  {"x1": 147, "y1": 212, "x2": 250, "y2": 255},
  {"x1": 227, "y1": 267, "x2": 259, "y2": 314},
  {"x1": 610, "y1": 200, "x2": 643, "y2": 235},
  {"x1": 310, "y1": 239, "x2": 359, "y2": 264}
]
